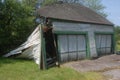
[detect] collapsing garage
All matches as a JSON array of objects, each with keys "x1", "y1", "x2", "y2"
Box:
[{"x1": 4, "y1": 3, "x2": 115, "y2": 69}]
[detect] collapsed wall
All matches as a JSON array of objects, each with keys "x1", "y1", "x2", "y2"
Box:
[{"x1": 3, "y1": 25, "x2": 42, "y2": 65}]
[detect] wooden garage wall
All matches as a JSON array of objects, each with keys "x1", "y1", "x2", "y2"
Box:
[{"x1": 53, "y1": 21, "x2": 114, "y2": 59}]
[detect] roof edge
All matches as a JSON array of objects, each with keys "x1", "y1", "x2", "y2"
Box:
[{"x1": 40, "y1": 16, "x2": 114, "y2": 26}]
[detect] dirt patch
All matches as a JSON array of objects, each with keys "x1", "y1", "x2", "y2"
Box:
[
  {"x1": 103, "y1": 69, "x2": 120, "y2": 80},
  {"x1": 62, "y1": 54, "x2": 120, "y2": 80}
]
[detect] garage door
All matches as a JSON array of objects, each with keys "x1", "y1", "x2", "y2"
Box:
[
  {"x1": 58, "y1": 35, "x2": 87, "y2": 62},
  {"x1": 95, "y1": 34, "x2": 112, "y2": 56}
]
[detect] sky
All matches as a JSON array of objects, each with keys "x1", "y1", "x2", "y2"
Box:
[{"x1": 102, "y1": 0, "x2": 120, "y2": 26}]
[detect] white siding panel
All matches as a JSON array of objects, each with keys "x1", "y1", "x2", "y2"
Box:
[
  {"x1": 58, "y1": 35, "x2": 68, "y2": 53},
  {"x1": 78, "y1": 52, "x2": 86, "y2": 59},
  {"x1": 106, "y1": 35, "x2": 112, "y2": 53},
  {"x1": 101, "y1": 35, "x2": 106, "y2": 53},
  {"x1": 78, "y1": 35, "x2": 86, "y2": 51},
  {"x1": 53, "y1": 21, "x2": 114, "y2": 32},
  {"x1": 68, "y1": 35, "x2": 77, "y2": 52},
  {"x1": 77, "y1": 35, "x2": 86, "y2": 59},
  {"x1": 96, "y1": 35, "x2": 100, "y2": 48},
  {"x1": 106, "y1": 35, "x2": 112, "y2": 47},
  {"x1": 69, "y1": 52, "x2": 77, "y2": 61},
  {"x1": 61, "y1": 53, "x2": 68, "y2": 62},
  {"x1": 58, "y1": 35, "x2": 68, "y2": 62},
  {"x1": 95, "y1": 35, "x2": 101, "y2": 53},
  {"x1": 68, "y1": 35, "x2": 77, "y2": 61},
  {"x1": 88, "y1": 31, "x2": 97, "y2": 57}
]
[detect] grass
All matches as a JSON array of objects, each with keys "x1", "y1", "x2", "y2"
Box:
[{"x1": 0, "y1": 58, "x2": 105, "y2": 80}]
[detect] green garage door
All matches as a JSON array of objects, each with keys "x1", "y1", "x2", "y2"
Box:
[
  {"x1": 95, "y1": 34, "x2": 113, "y2": 56},
  {"x1": 58, "y1": 35, "x2": 87, "y2": 62}
]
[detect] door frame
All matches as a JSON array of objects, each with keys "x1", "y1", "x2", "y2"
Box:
[
  {"x1": 94, "y1": 32, "x2": 115, "y2": 56},
  {"x1": 53, "y1": 31, "x2": 90, "y2": 63}
]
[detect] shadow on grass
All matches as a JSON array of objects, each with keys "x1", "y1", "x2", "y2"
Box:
[{"x1": 0, "y1": 57, "x2": 32, "y2": 67}]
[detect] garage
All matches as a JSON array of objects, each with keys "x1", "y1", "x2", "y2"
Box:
[
  {"x1": 95, "y1": 34, "x2": 113, "y2": 56},
  {"x1": 58, "y1": 35, "x2": 87, "y2": 62}
]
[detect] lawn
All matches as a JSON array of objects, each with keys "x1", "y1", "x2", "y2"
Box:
[{"x1": 0, "y1": 58, "x2": 105, "y2": 80}]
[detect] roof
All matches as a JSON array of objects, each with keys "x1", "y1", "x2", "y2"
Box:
[{"x1": 37, "y1": 3, "x2": 113, "y2": 26}]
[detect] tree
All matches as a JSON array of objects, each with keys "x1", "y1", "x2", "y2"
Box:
[
  {"x1": 81, "y1": 0, "x2": 107, "y2": 17},
  {"x1": 115, "y1": 26, "x2": 120, "y2": 50},
  {"x1": 22, "y1": 0, "x2": 37, "y2": 7},
  {"x1": 0, "y1": 0, "x2": 35, "y2": 56}
]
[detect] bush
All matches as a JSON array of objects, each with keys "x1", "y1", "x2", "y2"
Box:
[{"x1": 0, "y1": 0, "x2": 35, "y2": 56}]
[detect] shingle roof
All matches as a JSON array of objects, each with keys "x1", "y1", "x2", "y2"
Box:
[{"x1": 37, "y1": 3, "x2": 113, "y2": 26}]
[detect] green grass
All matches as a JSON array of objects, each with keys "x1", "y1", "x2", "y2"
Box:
[{"x1": 0, "y1": 58, "x2": 105, "y2": 80}]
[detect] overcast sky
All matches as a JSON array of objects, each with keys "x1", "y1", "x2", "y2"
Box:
[{"x1": 102, "y1": 0, "x2": 120, "y2": 26}]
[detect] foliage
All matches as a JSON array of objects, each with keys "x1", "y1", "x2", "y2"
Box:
[
  {"x1": 0, "y1": 0, "x2": 35, "y2": 56},
  {"x1": 0, "y1": 58, "x2": 105, "y2": 80},
  {"x1": 42, "y1": 0, "x2": 58, "y2": 6},
  {"x1": 81, "y1": 0, "x2": 107, "y2": 17},
  {"x1": 22, "y1": 0, "x2": 37, "y2": 7},
  {"x1": 115, "y1": 26, "x2": 120, "y2": 50}
]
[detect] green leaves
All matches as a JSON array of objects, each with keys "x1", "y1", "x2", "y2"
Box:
[
  {"x1": 42, "y1": 0, "x2": 57, "y2": 6},
  {"x1": 81, "y1": 0, "x2": 107, "y2": 17},
  {"x1": 0, "y1": 0, "x2": 35, "y2": 55},
  {"x1": 115, "y1": 26, "x2": 120, "y2": 50}
]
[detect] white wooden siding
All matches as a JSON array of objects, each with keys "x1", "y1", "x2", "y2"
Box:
[{"x1": 53, "y1": 21, "x2": 114, "y2": 32}]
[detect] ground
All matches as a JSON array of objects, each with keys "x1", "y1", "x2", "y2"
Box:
[
  {"x1": 0, "y1": 55, "x2": 120, "y2": 80},
  {"x1": 0, "y1": 57, "x2": 104, "y2": 80},
  {"x1": 63, "y1": 54, "x2": 120, "y2": 80}
]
